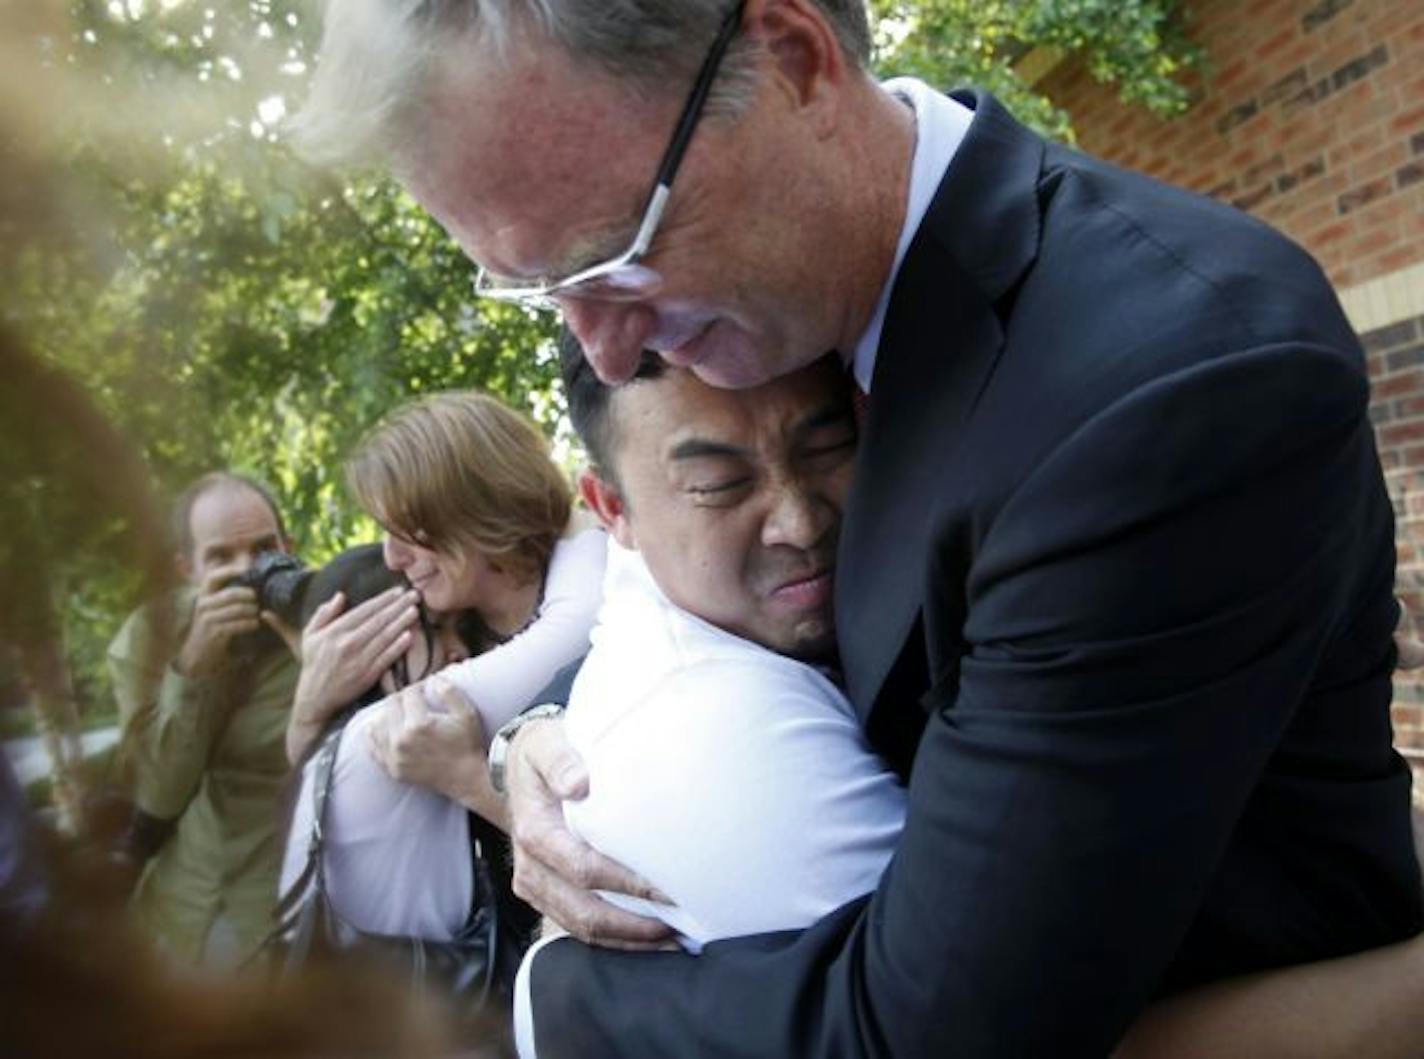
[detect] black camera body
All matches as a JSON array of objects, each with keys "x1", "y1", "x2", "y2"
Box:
[{"x1": 224, "y1": 551, "x2": 312, "y2": 628}]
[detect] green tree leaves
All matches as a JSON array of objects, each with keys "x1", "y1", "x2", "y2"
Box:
[{"x1": 3, "y1": 0, "x2": 1199, "y2": 713}]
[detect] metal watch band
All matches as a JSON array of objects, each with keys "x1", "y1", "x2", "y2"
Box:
[{"x1": 488, "y1": 702, "x2": 566, "y2": 795}]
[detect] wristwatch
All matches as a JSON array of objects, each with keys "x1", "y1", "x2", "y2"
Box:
[{"x1": 488, "y1": 702, "x2": 566, "y2": 795}]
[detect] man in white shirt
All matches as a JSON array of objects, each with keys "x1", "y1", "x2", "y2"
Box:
[{"x1": 512, "y1": 349, "x2": 904, "y2": 1055}]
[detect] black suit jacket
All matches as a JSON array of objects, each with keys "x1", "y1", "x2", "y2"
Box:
[{"x1": 530, "y1": 90, "x2": 1423, "y2": 1057}]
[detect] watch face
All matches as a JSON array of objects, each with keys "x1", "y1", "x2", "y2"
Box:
[{"x1": 489, "y1": 703, "x2": 565, "y2": 794}]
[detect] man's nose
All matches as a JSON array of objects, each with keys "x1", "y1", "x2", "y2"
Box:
[
  {"x1": 762, "y1": 484, "x2": 836, "y2": 551},
  {"x1": 558, "y1": 297, "x2": 655, "y2": 384}
]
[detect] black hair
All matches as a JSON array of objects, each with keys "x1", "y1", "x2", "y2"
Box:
[{"x1": 557, "y1": 328, "x2": 667, "y2": 475}]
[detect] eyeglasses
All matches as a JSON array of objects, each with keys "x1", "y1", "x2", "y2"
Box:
[{"x1": 472, "y1": 0, "x2": 747, "y2": 308}]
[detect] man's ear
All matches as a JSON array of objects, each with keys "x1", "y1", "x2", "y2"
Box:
[
  {"x1": 744, "y1": 0, "x2": 846, "y2": 131},
  {"x1": 578, "y1": 469, "x2": 636, "y2": 550},
  {"x1": 175, "y1": 551, "x2": 193, "y2": 584}
]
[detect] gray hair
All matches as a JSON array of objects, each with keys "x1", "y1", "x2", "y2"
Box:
[{"x1": 291, "y1": 0, "x2": 871, "y2": 167}]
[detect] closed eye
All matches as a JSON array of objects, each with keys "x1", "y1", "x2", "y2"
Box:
[
  {"x1": 689, "y1": 478, "x2": 751, "y2": 495},
  {"x1": 800, "y1": 437, "x2": 857, "y2": 463}
]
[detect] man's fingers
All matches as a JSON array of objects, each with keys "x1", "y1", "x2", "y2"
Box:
[
  {"x1": 514, "y1": 813, "x2": 667, "y2": 904},
  {"x1": 367, "y1": 711, "x2": 393, "y2": 768},
  {"x1": 206, "y1": 614, "x2": 261, "y2": 640},
  {"x1": 394, "y1": 682, "x2": 429, "y2": 726},
  {"x1": 197, "y1": 587, "x2": 259, "y2": 613},
  {"x1": 512, "y1": 854, "x2": 675, "y2": 949},
  {"x1": 427, "y1": 674, "x2": 478, "y2": 718},
  {"x1": 515, "y1": 720, "x2": 589, "y2": 800},
  {"x1": 199, "y1": 566, "x2": 247, "y2": 595}
]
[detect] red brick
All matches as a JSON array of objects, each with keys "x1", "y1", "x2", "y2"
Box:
[
  {"x1": 1106, "y1": 109, "x2": 1140, "y2": 140},
  {"x1": 1394, "y1": 394, "x2": 1424, "y2": 419},
  {"x1": 1311, "y1": 33, "x2": 1374, "y2": 82},
  {"x1": 1287, "y1": 198, "x2": 1338, "y2": 232},
  {"x1": 1345, "y1": 226, "x2": 1397, "y2": 260},
  {"x1": 1373, "y1": 5, "x2": 1424, "y2": 40},
  {"x1": 1214, "y1": 58, "x2": 1252, "y2": 91},
  {"x1": 1354, "y1": 194, "x2": 1411, "y2": 230},
  {"x1": 1390, "y1": 103, "x2": 1424, "y2": 136},
  {"x1": 1380, "y1": 420, "x2": 1424, "y2": 448},
  {"x1": 1273, "y1": 117, "x2": 1324, "y2": 152},
  {"x1": 1373, "y1": 244, "x2": 1424, "y2": 274},
  {"x1": 1308, "y1": 218, "x2": 1355, "y2": 247},
  {"x1": 1255, "y1": 27, "x2": 1298, "y2": 62},
  {"x1": 1335, "y1": 125, "x2": 1387, "y2": 165},
  {"x1": 1329, "y1": 262, "x2": 1358, "y2": 287},
  {"x1": 1375, "y1": 371, "x2": 1424, "y2": 399},
  {"x1": 1352, "y1": 142, "x2": 1409, "y2": 181},
  {"x1": 1274, "y1": 37, "x2": 1319, "y2": 74},
  {"x1": 1398, "y1": 72, "x2": 1424, "y2": 107}
]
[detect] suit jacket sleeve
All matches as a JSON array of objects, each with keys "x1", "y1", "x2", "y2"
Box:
[{"x1": 527, "y1": 343, "x2": 1391, "y2": 1057}]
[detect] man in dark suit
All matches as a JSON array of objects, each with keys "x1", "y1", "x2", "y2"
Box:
[{"x1": 297, "y1": 0, "x2": 1422, "y2": 1054}]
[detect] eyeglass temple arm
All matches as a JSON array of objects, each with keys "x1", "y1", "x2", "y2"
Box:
[{"x1": 644, "y1": 1, "x2": 747, "y2": 203}]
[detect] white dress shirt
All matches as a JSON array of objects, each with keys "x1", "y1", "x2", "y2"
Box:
[
  {"x1": 514, "y1": 544, "x2": 906, "y2": 1057},
  {"x1": 849, "y1": 78, "x2": 974, "y2": 393}
]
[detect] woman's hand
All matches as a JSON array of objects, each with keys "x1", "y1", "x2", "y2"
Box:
[
  {"x1": 505, "y1": 716, "x2": 676, "y2": 950},
  {"x1": 284, "y1": 586, "x2": 420, "y2": 764},
  {"x1": 367, "y1": 675, "x2": 507, "y2": 828}
]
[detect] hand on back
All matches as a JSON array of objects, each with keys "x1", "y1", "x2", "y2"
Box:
[{"x1": 505, "y1": 716, "x2": 678, "y2": 950}]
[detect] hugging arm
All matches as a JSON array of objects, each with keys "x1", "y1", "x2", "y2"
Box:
[
  {"x1": 436, "y1": 528, "x2": 609, "y2": 741},
  {"x1": 526, "y1": 348, "x2": 1420, "y2": 1056},
  {"x1": 365, "y1": 529, "x2": 607, "y2": 815}
]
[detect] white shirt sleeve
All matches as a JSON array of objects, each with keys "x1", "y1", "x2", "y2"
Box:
[
  {"x1": 443, "y1": 528, "x2": 607, "y2": 743},
  {"x1": 565, "y1": 658, "x2": 906, "y2": 951}
]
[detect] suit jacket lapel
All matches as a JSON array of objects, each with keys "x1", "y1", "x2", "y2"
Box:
[{"x1": 837, "y1": 90, "x2": 1046, "y2": 723}]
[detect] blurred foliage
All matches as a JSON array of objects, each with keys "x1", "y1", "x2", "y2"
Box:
[
  {"x1": 1, "y1": 0, "x2": 1198, "y2": 722},
  {"x1": 871, "y1": 0, "x2": 1202, "y2": 140}
]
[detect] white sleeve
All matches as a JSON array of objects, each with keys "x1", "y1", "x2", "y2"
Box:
[
  {"x1": 564, "y1": 660, "x2": 906, "y2": 950},
  {"x1": 443, "y1": 528, "x2": 606, "y2": 743}
]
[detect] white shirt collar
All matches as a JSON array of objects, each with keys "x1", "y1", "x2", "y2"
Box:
[{"x1": 847, "y1": 79, "x2": 975, "y2": 393}]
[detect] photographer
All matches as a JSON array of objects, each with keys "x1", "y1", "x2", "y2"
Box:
[{"x1": 106, "y1": 472, "x2": 352, "y2": 966}]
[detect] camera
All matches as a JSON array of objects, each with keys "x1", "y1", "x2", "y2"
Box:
[{"x1": 224, "y1": 551, "x2": 312, "y2": 628}]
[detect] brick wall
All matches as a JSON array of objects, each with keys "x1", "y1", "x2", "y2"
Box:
[
  {"x1": 1035, "y1": 0, "x2": 1424, "y2": 790},
  {"x1": 1370, "y1": 312, "x2": 1424, "y2": 790},
  {"x1": 1039, "y1": 0, "x2": 1424, "y2": 290}
]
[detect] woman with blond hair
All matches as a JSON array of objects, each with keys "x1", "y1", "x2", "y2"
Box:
[{"x1": 279, "y1": 389, "x2": 605, "y2": 947}]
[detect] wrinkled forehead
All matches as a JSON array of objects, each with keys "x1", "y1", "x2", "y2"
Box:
[
  {"x1": 188, "y1": 484, "x2": 280, "y2": 547},
  {"x1": 607, "y1": 358, "x2": 851, "y2": 465}
]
